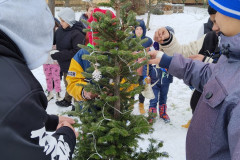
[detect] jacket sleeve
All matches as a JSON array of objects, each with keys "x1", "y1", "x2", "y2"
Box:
[
  {"x1": 45, "y1": 114, "x2": 59, "y2": 131},
  {"x1": 160, "y1": 34, "x2": 205, "y2": 58},
  {"x1": 161, "y1": 54, "x2": 215, "y2": 92},
  {"x1": 228, "y1": 102, "x2": 240, "y2": 159},
  {"x1": 66, "y1": 49, "x2": 89, "y2": 101},
  {"x1": 2, "y1": 90, "x2": 76, "y2": 160},
  {"x1": 51, "y1": 32, "x2": 85, "y2": 62}
]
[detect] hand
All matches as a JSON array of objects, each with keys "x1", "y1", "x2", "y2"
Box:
[
  {"x1": 154, "y1": 27, "x2": 170, "y2": 44},
  {"x1": 148, "y1": 50, "x2": 158, "y2": 59},
  {"x1": 132, "y1": 51, "x2": 139, "y2": 55},
  {"x1": 188, "y1": 54, "x2": 204, "y2": 61},
  {"x1": 147, "y1": 50, "x2": 160, "y2": 64},
  {"x1": 83, "y1": 89, "x2": 97, "y2": 100},
  {"x1": 52, "y1": 45, "x2": 56, "y2": 50},
  {"x1": 59, "y1": 116, "x2": 75, "y2": 125},
  {"x1": 57, "y1": 121, "x2": 79, "y2": 138}
]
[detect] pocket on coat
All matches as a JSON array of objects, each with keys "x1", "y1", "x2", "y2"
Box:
[{"x1": 202, "y1": 76, "x2": 228, "y2": 108}]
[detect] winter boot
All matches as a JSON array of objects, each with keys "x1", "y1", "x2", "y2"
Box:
[
  {"x1": 181, "y1": 119, "x2": 191, "y2": 128},
  {"x1": 139, "y1": 103, "x2": 146, "y2": 114},
  {"x1": 56, "y1": 99, "x2": 71, "y2": 107},
  {"x1": 148, "y1": 107, "x2": 157, "y2": 123},
  {"x1": 159, "y1": 104, "x2": 170, "y2": 123},
  {"x1": 46, "y1": 91, "x2": 54, "y2": 102},
  {"x1": 56, "y1": 92, "x2": 62, "y2": 101}
]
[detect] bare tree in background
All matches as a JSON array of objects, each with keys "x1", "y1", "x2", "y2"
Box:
[
  {"x1": 65, "y1": 0, "x2": 70, "y2": 7},
  {"x1": 182, "y1": 0, "x2": 186, "y2": 3},
  {"x1": 146, "y1": 0, "x2": 163, "y2": 30},
  {"x1": 48, "y1": 0, "x2": 55, "y2": 16}
]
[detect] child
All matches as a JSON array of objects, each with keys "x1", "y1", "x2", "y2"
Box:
[
  {"x1": 79, "y1": 4, "x2": 95, "y2": 28},
  {"x1": 43, "y1": 19, "x2": 61, "y2": 102},
  {"x1": 133, "y1": 20, "x2": 153, "y2": 114},
  {"x1": 43, "y1": 46, "x2": 61, "y2": 101},
  {"x1": 145, "y1": 41, "x2": 173, "y2": 123},
  {"x1": 149, "y1": 0, "x2": 240, "y2": 158},
  {"x1": 51, "y1": 8, "x2": 85, "y2": 107}
]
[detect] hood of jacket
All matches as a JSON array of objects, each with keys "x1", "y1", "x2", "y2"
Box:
[
  {"x1": 0, "y1": 29, "x2": 25, "y2": 64},
  {"x1": 219, "y1": 32, "x2": 240, "y2": 62},
  {"x1": 133, "y1": 20, "x2": 147, "y2": 38},
  {"x1": 0, "y1": 0, "x2": 54, "y2": 70}
]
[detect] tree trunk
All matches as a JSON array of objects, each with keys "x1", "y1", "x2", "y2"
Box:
[
  {"x1": 146, "y1": 0, "x2": 152, "y2": 30},
  {"x1": 65, "y1": 0, "x2": 70, "y2": 7},
  {"x1": 48, "y1": 0, "x2": 55, "y2": 17},
  {"x1": 146, "y1": 11, "x2": 151, "y2": 30},
  {"x1": 114, "y1": 59, "x2": 121, "y2": 119},
  {"x1": 115, "y1": 0, "x2": 121, "y2": 19}
]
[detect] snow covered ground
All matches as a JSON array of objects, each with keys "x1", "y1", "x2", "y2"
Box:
[{"x1": 32, "y1": 6, "x2": 209, "y2": 160}]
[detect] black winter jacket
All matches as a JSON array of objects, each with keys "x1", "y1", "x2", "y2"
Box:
[
  {"x1": 0, "y1": 29, "x2": 76, "y2": 160},
  {"x1": 203, "y1": 18, "x2": 214, "y2": 34},
  {"x1": 52, "y1": 21, "x2": 85, "y2": 73}
]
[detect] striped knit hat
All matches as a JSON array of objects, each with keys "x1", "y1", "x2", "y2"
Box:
[{"x1": 208, "y1": 0, "x2": 240, "y2": 20}]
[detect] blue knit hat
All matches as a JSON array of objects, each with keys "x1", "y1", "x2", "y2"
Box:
[{"x1": 208, "y1": 0, "x2": 240, "y2": 20}]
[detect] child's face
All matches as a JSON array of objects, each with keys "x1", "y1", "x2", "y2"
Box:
[
  {"x1": 87, "y1": 7, "x2": 94, "y2": 18},
  {"x1": 215, "y1": 12, "x2": 240, "y2": 36},
  {"x1": 210, "y1": 14, "x2": 220, "y2": 34},
  {"x1": 60, "y1": 18, "x2": 70, "y2": 29},
  {"x1": 135, "y1": 26, "x2": 143, "y2": 37}
]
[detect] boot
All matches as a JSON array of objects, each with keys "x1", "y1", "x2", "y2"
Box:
[
  {"x1": 56, "y1": 99, "x2": 71, "y2": 107},
  {"x1": 159, "y1": 104, "x2": 170, "y2": 123},
  {"x1": 139, "y1": 103, "x2": 146, "y2": 114},
  {"x1": 46, "y1": 91, "x2": 54, "y2": 102},
  {"x1": 148, "y1": 107, "x2": 157, "y2": 123},
  {"x1": 56, "y1": 92, "x2": 62, "y2": 101},
  {"x1": 181, "y1": 119, "x2": 191, "y2": 128}
]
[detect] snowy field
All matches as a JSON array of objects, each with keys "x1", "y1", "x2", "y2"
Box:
[{"x1": 32, "y1": 6, "x2": 209, "y2": 160}]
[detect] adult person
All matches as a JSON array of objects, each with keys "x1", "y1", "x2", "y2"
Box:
[{"x1": 0, "y1": 1, "x2": 77, "y2": 159}]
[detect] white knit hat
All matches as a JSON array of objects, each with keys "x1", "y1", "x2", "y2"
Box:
[{"x1": 58, "y1": 8, "x2": 76, "y2": 27}]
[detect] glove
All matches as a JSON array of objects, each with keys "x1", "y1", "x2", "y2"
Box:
[{"x1": 49, "y1": 50, "x2": 59, "y2": 64}]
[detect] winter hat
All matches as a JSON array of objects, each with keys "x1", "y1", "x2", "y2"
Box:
[
  {"x1": 0, "y1": 0, "x2": 54, "y2": 70},
  {"x1": 208, "y1": 0, "x2": 240, "y2": 20},
  {"x1": 87, "y1": 8, "x2": 116, "y2": 46},
  {"x1": 58, "y1": 8, "x2": 76, "y2": 27}
]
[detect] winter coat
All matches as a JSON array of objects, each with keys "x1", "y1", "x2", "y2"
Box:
[
  {"x1": 197, "y1": 18, "x2": 214, "y2": 39},
  {"x1": 0, "y1": 29, "x2": 76, "y2": 159},
  {"x1": 159, "y1": 33, "x2": 240, "y2": 160},
  {"x1": 189, "y1": 31, "x2": 220, "y2": 112},
  {"x1": 142, "y1": 65, "x2": 173, "y2": 84},
  {"x1": 160, "y1": 30, "x2": 213, "y2": 62},
  {"x1": 52, "y1": 21, "x2": 85, "y2": 73},
  {"x1": 198, "y1": 31, "x2": 220, "y2": 63},
  {"x1": 66, "y1": 48, "x2": 91, "y2": 101}
]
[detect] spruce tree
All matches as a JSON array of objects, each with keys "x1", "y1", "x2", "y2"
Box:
[{"x1": 72, "y1": 0, "x2": 169, "y2": 159}]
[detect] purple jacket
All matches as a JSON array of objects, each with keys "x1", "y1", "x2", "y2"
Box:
[{"x1": 160, "y1": 33, "x2": 240, "y2": 160}]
